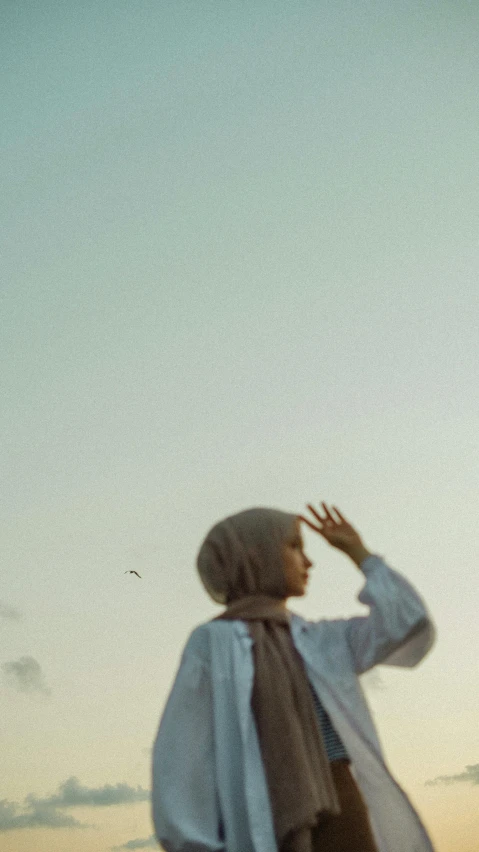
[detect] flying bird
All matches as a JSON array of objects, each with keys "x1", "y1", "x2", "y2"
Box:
[{"x1": 125, "y1": 570, "x2": 142, "y2": 578}]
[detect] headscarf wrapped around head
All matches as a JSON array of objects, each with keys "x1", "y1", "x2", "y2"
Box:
[
  {"x1": 196, "y1": 506, "x2": 297, "y2": 605},
  {"x1": 195, "y1": 507, "x2": 341, "y2": 852}
]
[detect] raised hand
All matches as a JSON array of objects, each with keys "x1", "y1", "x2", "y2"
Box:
[{"x1": 298, "y1": 502, "x2": 366, "y2": 556}]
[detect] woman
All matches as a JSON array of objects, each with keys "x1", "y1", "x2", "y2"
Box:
[{"x1": 152, "y1": 502, "x2": 436, "y2": 852}]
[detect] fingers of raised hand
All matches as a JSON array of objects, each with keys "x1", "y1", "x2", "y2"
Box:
[
  {"x1": 298, "y1": 503, "x2": 344, "y2": 535},
  {"x1": 306, "y1": 503, "x2": 341, "y2": 525},
  {"x1": 297, "y1": 515, "x2": 321, "y2": 533}
]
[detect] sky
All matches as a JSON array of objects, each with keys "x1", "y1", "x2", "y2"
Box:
[{"x1": 1, "y1": 1, "x2": 479, "y2": 850}]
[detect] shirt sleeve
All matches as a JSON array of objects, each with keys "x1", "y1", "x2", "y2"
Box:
[
  {"x1": 344, "y1": 554, "x2": 437, "y2": 675},
  {"x1": 151, "y1": 643, "x2": 225, "y2": 852}
]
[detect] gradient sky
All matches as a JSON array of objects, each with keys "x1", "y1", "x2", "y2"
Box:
[{"x1": 2, "y1": 2, "x2": 479, "y2": 851}]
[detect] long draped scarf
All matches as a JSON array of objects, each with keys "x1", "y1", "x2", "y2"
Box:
[{"x1": 197, "y1": 508, "x2": 341, "y2": 852}]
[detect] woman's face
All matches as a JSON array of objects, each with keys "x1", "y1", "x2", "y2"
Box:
[{"x1": 283, "y1": 518, "x2": 313, "y2": 598}]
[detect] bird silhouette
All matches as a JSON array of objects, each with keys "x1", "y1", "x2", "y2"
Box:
[{"x1": 125, "y1": 570, "x2": 142, "y2": 578}]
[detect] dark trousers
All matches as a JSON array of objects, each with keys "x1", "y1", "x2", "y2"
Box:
[{"x1": 311, "y1": 759, "x2": 379, "y2": 852}]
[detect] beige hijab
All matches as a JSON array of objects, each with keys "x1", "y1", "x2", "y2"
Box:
[{"x1": 196, "y1": 508, "x2": 341, "y2": 852}]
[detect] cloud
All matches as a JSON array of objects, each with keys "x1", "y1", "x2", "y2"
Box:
[
  {"x1": 0, "y1": 799, "x2": 91, "y2": 832},
  {"x1": 0, "y1": 777, "x2": 150, "y2": 833},
  {"x1": 0, "y1": 602, "x2": 22, "y2": 621},
  {"x1": 1, "y1": 656, "x2": 51, "y2": 696},
  {"x1": 26, "y1": 776, "x2": 150, "y2": 809},
  {"x1": 111, "y1": 835, "x2": 158, "y2": 850},
  {"x1": 425, "y1": 763, "x2": 479, "y2": 786}
]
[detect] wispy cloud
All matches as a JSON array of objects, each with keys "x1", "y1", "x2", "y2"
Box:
[
  {"x1": 26, "y1": 776, "x2": 150, "y2": 809},
  {"x1": 0, "y1": 777, "x2": 151, "y2": 833},
  {"x1": 1, "y1": 656, "x2": 51, "y2": 696},
  {"x1": 111, "y1": 834, "x2": 158, "y2": 850},
  {"x1": 0, "y1": 602, "x2": 22, "y2": 621},
  {"x1": 425, "y1": 763, "x2": 479, "y2": 786},
  {"x1": 0, "y1": 799, "x2": 91, "y2": 832}
]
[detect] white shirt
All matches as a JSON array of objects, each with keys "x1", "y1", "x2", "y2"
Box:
[{"x1": 152, "y1": 555, "x2": 437, "y2": 852}]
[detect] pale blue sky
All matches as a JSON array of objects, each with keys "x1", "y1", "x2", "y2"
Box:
[{"x1": 2, "y1": 3, "x2": 479, "y2": 851}]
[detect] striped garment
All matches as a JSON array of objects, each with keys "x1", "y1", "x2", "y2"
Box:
[{"x1": 308, "y1": 680, "x2": 350, "y2": 762}]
